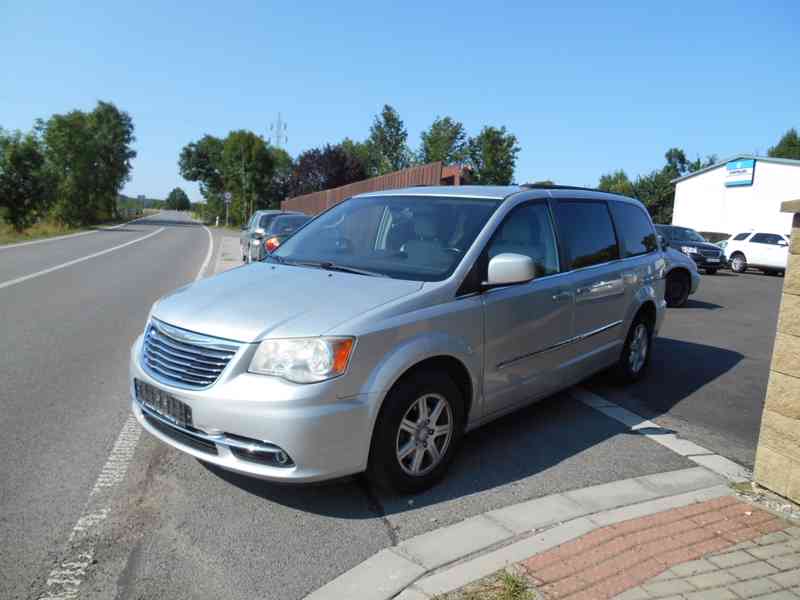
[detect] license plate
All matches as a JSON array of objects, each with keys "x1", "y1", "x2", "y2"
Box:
[
  {"x1": 135, "y1": 379, "x2": 192, "y2": 428},
  {"x1": 707, "y1": 258, "x2": 720, "y2": 263}
]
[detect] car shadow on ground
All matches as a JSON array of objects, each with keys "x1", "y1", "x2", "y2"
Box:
[
  {"x1": 682, "y1": 299, "x2": 723, "y2": 310},
  {"x1": 201, "y1": 336, "x2": 744, "y2": 517}
]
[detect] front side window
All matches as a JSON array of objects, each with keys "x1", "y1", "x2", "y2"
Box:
[
  {"x1": 609, "y1": 202, "x2": 657, "y2": 258},
  {"x1": 259, "y1": 214, "x2": 277, "y2": 230},
  {"x1": 554, "y1": 201, "x2": 619, "y2": 269},
  {"x1": 733, "y1": 232, "x2": 749, "y2": 241},
  {"x1": 272, "y1": 195, "x2": 501, "y2": 281},
  {"x1": 486, "y1": 203, "x2": 559, "y2": 277}
]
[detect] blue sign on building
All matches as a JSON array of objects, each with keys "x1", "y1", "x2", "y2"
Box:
[{"x1": 725, "y1": 159, "x2": 755, "y2": 187}]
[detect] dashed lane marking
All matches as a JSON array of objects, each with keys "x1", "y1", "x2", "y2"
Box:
[{"x1": 35, "y1": 219, "x2": 213, "y2": 599}]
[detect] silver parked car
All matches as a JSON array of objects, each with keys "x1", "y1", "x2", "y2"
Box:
[{"x1": 131, "y1": 186, "x2": 667, "y2": 492}]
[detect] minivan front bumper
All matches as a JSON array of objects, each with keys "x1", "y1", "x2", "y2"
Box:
[{"x1": 129, "y1": 334, "x2": 375, "y2": 482}]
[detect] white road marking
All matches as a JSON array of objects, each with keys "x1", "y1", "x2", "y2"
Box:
[
  {"x1": 35, "y1": 221, "x2": 214, "y2": 600},
  {"x1": 195, "y1": 225, "x2": 214, "y2": 282},
  {"x1": 0, "y1": 227, "x2": 164, "y2": 290},
  {"x1": 571, "y1": 386, "x2": 751, "y2": 482},
  {"x1": 0, "y1": 217, "x2": 147, "y2": 250}
]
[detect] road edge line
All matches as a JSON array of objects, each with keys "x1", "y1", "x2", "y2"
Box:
[
  {"x1": 0, "y1": 226, "x2": 164, "y2": 290},
  {"x1": 195, "y1": 225, "x2": 214, "y2": 282},
  {"x1": 0, "y1": 215, "x2": 148, "y2": 251}
]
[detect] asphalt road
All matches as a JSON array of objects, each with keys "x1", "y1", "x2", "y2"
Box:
[
  {"x1": 2, "y1": 227, "x2": 783, "y2": 600},
  {"x1": 0, "y1": 212, "x2": 216, "y2": 600}
]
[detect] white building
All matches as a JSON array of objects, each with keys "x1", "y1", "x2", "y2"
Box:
[{"x1": 671, "y1": 155, "x2": 800, "y2": 236}]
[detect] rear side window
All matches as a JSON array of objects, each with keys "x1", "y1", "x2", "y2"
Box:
[
  {"x1": 733, "y1": 232, "x2": 749, "y2": 241},
  {"x1": 554, "y1": 201, "x2": 619, "y2": 269},
  {"x1": 751, "y1": 233, "x2": 783, "y2": 245},
  {"x1": 609, "y1": 202, "x2": 657, "y2": 258}
]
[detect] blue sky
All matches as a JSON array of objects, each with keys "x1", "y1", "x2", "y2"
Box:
[{"x1": 2, "y1": 1, "x2": 798, "y2": 201}]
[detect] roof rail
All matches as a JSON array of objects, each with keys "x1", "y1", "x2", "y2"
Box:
[{"x1": 520, "y1": 183, "x2": 601, "y2": 192}]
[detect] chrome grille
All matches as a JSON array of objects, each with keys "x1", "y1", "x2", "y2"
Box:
[
  {"x1": 141, "y1": 319, "x2": 240, "y2": 389},
  {"x1": 700, "y1": 249, "x2": 721, "y2": 257}
]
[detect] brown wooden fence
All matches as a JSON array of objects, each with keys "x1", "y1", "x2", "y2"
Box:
[{"x1": 282, "y1": 162, "x2": 451, "y2": 215}]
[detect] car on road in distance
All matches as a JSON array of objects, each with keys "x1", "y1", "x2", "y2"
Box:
[
  {"x1": 239, "y1": 210, "x2": 304, "y2": 263},
  {"x1": 724, "y1": 231, "x2": 789, "y2": 275},
  {"x1": 131, "y1": 185, "x2": 667, "y2": 493},
  {"x1": 655, "y1": 225, "x2": 726, "y2": 274},
  {"x1": 661, "y1": 245, "x2": 701, "y2": 307},
  {"x1": 262, "y1": 214, "x2": 311, "y2": 255}
]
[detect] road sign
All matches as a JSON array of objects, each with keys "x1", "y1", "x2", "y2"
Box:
[{"x1": 223, "y1": 192, "x2": 232, "y2": 204}]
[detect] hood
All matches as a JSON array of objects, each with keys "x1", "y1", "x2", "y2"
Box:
[
  {"x1": 665, "y1": 247, "x2": 698, "y2": 271},
  {"x1": 153, "y1": 263, "x2": 423, "y2": 342}
]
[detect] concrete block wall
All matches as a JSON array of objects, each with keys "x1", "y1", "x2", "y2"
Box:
[{"x1": 755, "y1": 200, "x2": 800, "y2": 501}]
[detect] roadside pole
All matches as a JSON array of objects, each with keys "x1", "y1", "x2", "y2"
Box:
[{"x1": 224, "y1": 191, "x2": 232, "y2": 227}]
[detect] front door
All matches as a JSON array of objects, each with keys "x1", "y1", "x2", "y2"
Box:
[{"x1": 482, "y1": 201, "x2": 574, "y2": 417}]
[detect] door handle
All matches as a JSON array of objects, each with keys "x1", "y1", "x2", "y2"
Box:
[{"x1": 552, "y1": 291, "x2": 572, "y2": 302}]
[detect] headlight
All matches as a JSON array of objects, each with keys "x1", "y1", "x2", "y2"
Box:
[
  {"x1": 680, "y1": 246, "x2": 698, "y2": 255},
  {"x1": 248, "y1": 337, "x2": 355, "y2": 383}
]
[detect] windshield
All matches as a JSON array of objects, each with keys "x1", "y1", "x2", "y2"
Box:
[
  {"x1": 272, "y1": 195, "x2": 501, "y2": 281},
  {"x1": 269, "y1": 215, "x2": 309, "y2": 234},
  {"x1": 657, "y1": 225, "x2": 706, "y2": 243}
]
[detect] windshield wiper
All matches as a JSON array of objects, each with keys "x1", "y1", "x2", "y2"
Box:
[{"x1": 285, "y1": 259, "x2": 387, "y2": 277}]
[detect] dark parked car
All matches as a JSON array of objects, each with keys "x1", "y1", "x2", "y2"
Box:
[
  {"x1": 263, "y1": 214, "x2": 311, "y2": 254},
  {"x1": 655, "y1": 225, "x2": 726, "y2": 274}
]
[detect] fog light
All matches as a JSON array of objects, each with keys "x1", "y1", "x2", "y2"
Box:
[{"x1": 276, "y1": 451, "x2": 290, "y2": 465}]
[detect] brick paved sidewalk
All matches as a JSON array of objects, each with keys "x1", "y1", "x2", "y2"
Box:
[
  {"x1": 515, "y1": 496, "x2": 800, "y2": 600},
  {"x1": 435, "y1": 496, "x2": 800, "y2": 600}
]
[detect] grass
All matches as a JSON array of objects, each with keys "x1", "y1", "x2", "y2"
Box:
[{"x1": 432, "y1": 570, "x2": 536, "y2": 600}]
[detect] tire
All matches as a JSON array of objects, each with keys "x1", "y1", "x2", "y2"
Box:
[
  {"x1": 665, "y1": 271, "x2": 690, "y2": 307},
  {"x1": 730, "y1": 252, "x2": 747, "y2": 273},
  {"x1": 611, "y1": 313, "x2": 653, "y2": 384},
  {"x1": 367, "y1": 370, "x2": 465, "y2": 494},
  {"x1": 705, "y1": 268, "x2": 718, "y2": 275}
]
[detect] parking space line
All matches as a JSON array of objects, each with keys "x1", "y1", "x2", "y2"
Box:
[
  {"x1": 0, "y1": 227, "x2": 164, "y2": 290},
  {"x1": 570, "y1": 387, "x2": 752, "y2": 482}
]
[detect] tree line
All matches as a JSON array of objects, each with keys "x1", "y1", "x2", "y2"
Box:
[
  {"x1": 180, "y1": 104, "x2": 521, "y2": 226},
  {"x1": 0, "y1": 101, "x2": 136, "y2": 231},
  {"x1": 596, "y1": 128, "x2": 800, "y2": 224}
]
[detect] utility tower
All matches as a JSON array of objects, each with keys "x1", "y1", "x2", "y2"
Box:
[{"x1": 269, "y1": 112, "x2": 288, "y2": 148}]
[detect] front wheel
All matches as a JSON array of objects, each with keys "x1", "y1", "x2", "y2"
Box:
[
  {"x1": 612, "y1": 315, "x2": 653, "y2": 383},
  {"x1": 730, "y1": 253, "x2": 748, "y2": 273},
  {"x1": 367, "y1": 371, "x2": 464, "y2": 494},
  {"x1": 665, "y1": 271, "x2": 690, "y2": 307}
]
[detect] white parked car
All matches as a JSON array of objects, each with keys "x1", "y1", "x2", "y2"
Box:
[{"x1": 725, "y1": 231, "x2": 790, "y2": 275}]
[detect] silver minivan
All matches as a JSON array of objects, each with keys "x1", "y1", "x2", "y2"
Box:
[{"x1": 131, "y1": 186, "x2": 666, "y2": 492}]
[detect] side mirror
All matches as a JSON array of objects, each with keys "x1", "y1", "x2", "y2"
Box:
[
  {"x1": 658, "y1": 234, "x2": 669, "y2": 250},
  {"x1": 240, "y1": 224, "x2": 247, "y2": 230},
  {"x1": 484, "y1": 253, "x2": 536, "y2": 287},
  {"x1": 778, "y1": 240, "x2": 789, "y2": 247},
  {"x1": 253, "y1": 228, "x2": 266, "y2": 239}
]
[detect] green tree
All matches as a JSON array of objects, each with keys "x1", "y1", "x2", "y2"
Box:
[
  {"x1": 42, "y1": 101, "x2": 135, "y2": 226},
  {"x1": 0, "y1": 129, "x2": 53, "y2": 230},
  {"x1": 419, "y1": 116, "x2": 468, "y2": 164},
  {"x1": 178, "y1": 134, "x2": 225, "y2": 223},
  {"x1": 768, "y1": 128, "x2": 800, "y2": 160},
  {"x1": 165, "y1": 187, "x2": 191, "y2": 210},
  {"x1": 598, "y1": 170, "x2": 636, "y2": 197},
  {"x1": 220, "y1": 130, "x2": 274, "y2": 223},
  {"x1": 341, "y1": 137, "x2": 379, "y2": 177},
  {"x1": 467, "y1": 126, "x2": 520, "y2": 185},
  {"x1": 262, "y1": 146, "x2": 294, "y2": 209},
  {"x1": 368, "y1": 104, "x2": 411, "y2": 174}
]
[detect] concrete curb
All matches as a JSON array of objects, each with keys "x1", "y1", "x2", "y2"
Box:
[{"x1": 304, "y1": 467, "x2": 730, "y2": 600}]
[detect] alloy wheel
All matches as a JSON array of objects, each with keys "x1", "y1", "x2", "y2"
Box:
[
  {"x1": 395, "y1": 393, "x2": 453, "y2": 477},
  {"x1": 628, "y1": 323, "x2": 649, "y2": 374}
]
